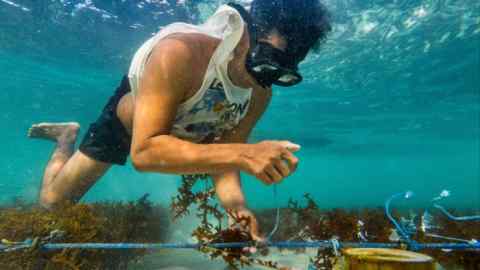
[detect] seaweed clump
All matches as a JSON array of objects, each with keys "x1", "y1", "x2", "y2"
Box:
[
  {"x1": 256, "y1": 194, "x2": 480, "y2": 270},
  {"x1": 172, "y1": 175, "x2": 479, "y2": 270},
  {"x1": 267, "y1": 194, "x2": 393, "y2": 269},
  {"x1": 171, "y1": 175, "x2": 288, "y2": 270},
  {"x1": 0, "y1": 194, "x2": 169, "y2": 270},
  {"x1": 414, "y1": 209, "x2": 480, "y2": 270}
]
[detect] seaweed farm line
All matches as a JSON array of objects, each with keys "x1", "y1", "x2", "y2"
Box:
[{"x1": 1, "y1": 189, "x2": 479, "y2": 270}]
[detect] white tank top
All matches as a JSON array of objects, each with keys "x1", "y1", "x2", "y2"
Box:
[{"x1": 128, "y1": 5, "x2": 252, "y2": 143}]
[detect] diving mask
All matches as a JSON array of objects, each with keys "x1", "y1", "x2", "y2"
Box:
[{"x1": 246, "y1": 42, "x2": 303, "y2": 87}]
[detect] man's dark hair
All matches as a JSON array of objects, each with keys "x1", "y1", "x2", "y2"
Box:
[{"x1": 250, "y1": 0, "x2": 332, "y2": 64}]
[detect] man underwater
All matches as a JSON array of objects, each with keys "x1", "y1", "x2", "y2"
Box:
[{"x1": 28, "y1": 0, "x2": 331, "y2": 240}]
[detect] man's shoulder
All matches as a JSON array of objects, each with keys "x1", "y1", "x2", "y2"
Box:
[
  {"x1": 149, "y1": 33, "x2": 219, "y2": 77},
  {"x1": 152, "y1": 32, "x2": 219, "y2": 59},
  {"x1": 150, "y1": 36, "x2": 195, "y2": 64},
  {"x1": 140, "y1": 33, "x2": 220, "y2": 96},
  {"x1": 146, "y1": 33, "x2": 218, "y2": 75}
]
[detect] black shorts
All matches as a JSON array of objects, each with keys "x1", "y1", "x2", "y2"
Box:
[{"x1": 79, "y1": 76, "x2": 132, "y2": 165}]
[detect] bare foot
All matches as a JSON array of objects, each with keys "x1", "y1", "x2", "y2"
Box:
[{"x1": 28, "y1": 122, "x2": 80, "y2": 143}]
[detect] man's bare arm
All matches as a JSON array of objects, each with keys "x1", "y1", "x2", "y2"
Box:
[
  {"x1": 130, "y1": 38, "x2": 248, "y2": 174},
  {"x1": 211, "y1": 82, "x2": 272, "y2": 207},
  {"x1": 211, "y1": 84, "x2": 272, "y2": 240},
  {"x1": 130, "y1": 37, "x2": 298, "y2": 181}
]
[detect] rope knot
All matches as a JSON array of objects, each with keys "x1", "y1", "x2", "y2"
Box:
[
  {"x1": 0, "y1": 229, "x2": 65, "y2": 253},
  {"x1": 330, "y1": 237, "x2": 340, "y2": 256}
]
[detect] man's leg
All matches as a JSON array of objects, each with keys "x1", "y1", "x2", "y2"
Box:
[{"x1": 28, "y1": 122, "x2": 111, "y2": 207}]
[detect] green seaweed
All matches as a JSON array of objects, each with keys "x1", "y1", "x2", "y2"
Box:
[
  {"x1": 172, "y1": 176, "x2": 479, "y2": 269},
  {"x1": 0, "y1": 194, "x2": 169, "y2": 270},
  {"x1": 172, "y1": 174, "x2": 286, "y2": 270},
  {"x1": 257, "y1": 195, "x2": 479, "y2": 270},
  {"x1": 4, "y1": 178, "x2": 476, "y2": 270}
]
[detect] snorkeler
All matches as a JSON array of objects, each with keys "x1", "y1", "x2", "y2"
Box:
[{"x1": 28, "y1": 0, "x2": 331, "y2": 240}]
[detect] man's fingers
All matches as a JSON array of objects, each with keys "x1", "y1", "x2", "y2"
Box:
[
  {"x1": 233, "y1": 208, "x2": 264, "y2": 242},
  {"x1": 265, "y1": 165, "x2": 283, "y2": 183},
  {"x1": 281, "y1": 150, "x2": 299, "y2": 172},
  {"x1": 247, "y1": 212, "x2": 264, "y2": 242},
  {"x1": 274, "y1": 159, "x2": 290, "y2": 177},
  {"x1": 248, "y1": 215, "x2": 263, "y2": 242},
  {"x1": 279, "y1": 141, "x2": 301, "y2": 152},
  {"x1": 258, "y1": 172, "x2": 273, "y2": 185}
]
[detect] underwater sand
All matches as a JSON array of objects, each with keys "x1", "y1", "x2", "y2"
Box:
[
  {"x1": 130, "y1": 249, "x2": 456, "y2": 270},
  {"x1": 129, "y1": 248, "x2": 315, "y2": 270}
]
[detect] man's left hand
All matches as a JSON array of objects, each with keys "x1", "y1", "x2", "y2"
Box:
[{"x1": 228, "y1": 207, "x2": 263, "y2": 242}]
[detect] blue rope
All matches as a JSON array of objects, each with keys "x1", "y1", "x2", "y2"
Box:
[
  {"x1": 1, "y1": 240, "x2": 479, "y2": 252},
  {"x1": 384, "y1": 191, "x2": 425, "y2": 251},
  {"x1": 384, "y1": 191, "x2": 413, "y2": 242},
  {"x1": 433, "y1": 204, "x2": 480, "y2": 221}
]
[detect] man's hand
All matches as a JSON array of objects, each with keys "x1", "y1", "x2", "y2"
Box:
[
  {"x1": 228, "y1": 207, "x2": 263, "y2": 242},
  {"x1": 238, "y1": 140, "x2": 300, "y2": 185}
]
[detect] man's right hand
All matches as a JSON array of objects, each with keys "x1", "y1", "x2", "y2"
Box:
[{"x1": 238, "y1": 140, "x2": 300, "y2": 185}]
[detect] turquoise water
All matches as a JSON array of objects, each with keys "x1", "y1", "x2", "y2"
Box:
[{"x1": 0, "y1": 0, "x2": 479, "y2": 215}]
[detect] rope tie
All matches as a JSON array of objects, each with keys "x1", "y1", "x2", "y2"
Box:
[
  {"x1": 1, "y1": 229, "x2": 65, "y2": 252},
  {"x1": 1, "y1": 239, "x2": 30, "y2": 252},
  {"x1": 330, "y1": 238, "x2": 340, "y2": 256}
]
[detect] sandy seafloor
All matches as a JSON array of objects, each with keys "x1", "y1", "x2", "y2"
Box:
[
  {"x1": 128, "y1": 249, "x2": 454, "y2": 270},
  {"x1": 129, "y1": 248, "x2": 318, "y2": 270}
]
